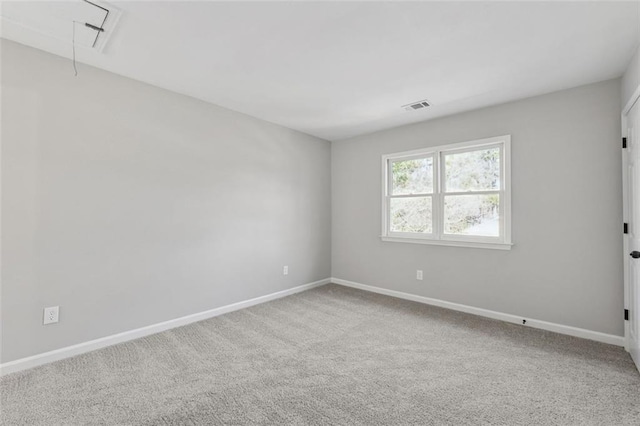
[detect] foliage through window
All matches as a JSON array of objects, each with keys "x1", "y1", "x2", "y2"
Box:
[{"x1": 382, "y1": 136, "x2": 511, "y2": 249}]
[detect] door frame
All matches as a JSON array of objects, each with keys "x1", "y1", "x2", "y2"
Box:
[{"x1": 623, "y1": 85, "x2": 640, "y2": 353}]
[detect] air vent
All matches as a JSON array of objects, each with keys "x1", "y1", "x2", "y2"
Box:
[{"x1": 402, "y1": 99, "x2": 431, "y2": 111}]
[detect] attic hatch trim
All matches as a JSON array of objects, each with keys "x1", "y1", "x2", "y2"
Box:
[
  {"x1": 0, "y1": 0, "x2": 122, "y2": 54},
  {"x1": 83, "y1": 0, "x2": 109, "y2": 48},
  {"x1": 81, "y1": 0, "x2": 122, "y2": 53}
]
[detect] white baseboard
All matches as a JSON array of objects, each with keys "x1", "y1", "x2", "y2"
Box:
[
  {"x1": 0, "y1": 278, "x2": 331, "y2": 376},
  {"x1": 2, "y1": 276, "x2": 623, "y2": 376},
  {"x1": 332, "y1": 277, "x2": 624, "y2": 347}
]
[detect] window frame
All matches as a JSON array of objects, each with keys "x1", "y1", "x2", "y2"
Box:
[{"x1": 381, "y1": 135, "x2": 512, "y2": 250}]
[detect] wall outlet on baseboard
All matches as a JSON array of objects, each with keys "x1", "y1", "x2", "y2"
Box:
[
  {"x1": 416, "y1": 270, "x2": 423, "y2": 280},
  {"x1": 43, "y1": 306, "x2": 59, "y2": 325},
  {"x1": 283, "y1": 265, "x2": 289, "y2": 275}
]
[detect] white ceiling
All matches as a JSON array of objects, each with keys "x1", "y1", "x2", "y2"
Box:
[{"x1": 2, "y1": 1, "x2": 639, "y2": 141}]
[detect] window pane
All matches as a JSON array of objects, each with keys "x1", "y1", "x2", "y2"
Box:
[
  {"x1": 444, "y1": 194, "x2": 499, "y2": 236},
  {"x1": 444, "y1": 147, "x2": 500, "y2": 192},
  {"x1": 390, "y1": 197, "x2": 432, "y2": 233},
  {"x1": 391, "y1": 157, "x2": 433, "y2": 195}
]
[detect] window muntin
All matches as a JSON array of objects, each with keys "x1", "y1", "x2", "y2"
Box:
[{"x1": 382, "y1": 136, "x2": 511, "y2": 249}]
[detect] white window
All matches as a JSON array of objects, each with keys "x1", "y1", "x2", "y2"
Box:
[{"x1": 381, "y1": 135, "x2": 512, "y2": 250}]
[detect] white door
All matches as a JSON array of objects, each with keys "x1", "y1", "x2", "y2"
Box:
[{"x1": 626, "y1": 99, "x2": 640, "y2": 373}]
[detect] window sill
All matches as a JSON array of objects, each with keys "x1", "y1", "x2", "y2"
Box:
[{"x1": 380, "y1": 236, "x2": 513, "y2": 250}]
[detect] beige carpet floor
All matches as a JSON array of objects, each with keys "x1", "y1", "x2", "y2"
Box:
[{"x1": 1, "y1": 284, "x2": 639, "y2": 425}]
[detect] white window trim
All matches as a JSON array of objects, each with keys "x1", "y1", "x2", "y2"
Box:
[{"x1": 381, "y1": 135, "x2": 512, "y2": 250}]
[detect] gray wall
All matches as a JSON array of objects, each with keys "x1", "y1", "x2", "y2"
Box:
[
  {"x1": 332, "y1": 79, "x2": 623, "y2": 336},
  {"x1": 621, "y1": 1, "x2": 639, "y2": 109},
  {"x1": 1, "y1": 40, "x2": 331, "y2": 363},
  {"x1": 622, "y1": 42, "x2": 639, "y2": 108}
]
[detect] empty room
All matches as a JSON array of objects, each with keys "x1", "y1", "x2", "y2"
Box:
[{"x1": 1, "y1": 0, "x2": 639, "y2": 424}]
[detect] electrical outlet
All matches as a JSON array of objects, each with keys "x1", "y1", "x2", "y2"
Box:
[
  {"x1": 43, "y1": 306, "x2": 59, "y2": 325},
  {"x1": 416, "y1": 270, "x2": 423, "y2": 280},
  {"x1": 283, "y1": 265, "x2": 289, "y2": 275}
]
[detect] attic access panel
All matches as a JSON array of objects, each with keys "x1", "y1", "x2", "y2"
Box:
[{"x1": 0, "y1": 0, "x2": 119, "y2": 52}]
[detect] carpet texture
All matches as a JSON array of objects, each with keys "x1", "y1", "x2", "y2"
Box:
[{"x1": 1, "y1": 284, "x2": 639, "y2": 425}]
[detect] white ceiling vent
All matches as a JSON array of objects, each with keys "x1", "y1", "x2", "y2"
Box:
[
  {"x1": 402, "y1": 99, "x2": 431, "y2": 111},
  {"x1": 0, "y1": 0, "x2": 122, "y2": 53}
]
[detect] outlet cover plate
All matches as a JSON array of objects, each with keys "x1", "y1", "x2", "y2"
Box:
[{"x1": 43, "y1": 306, "x2": 59, "y2": 325}]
